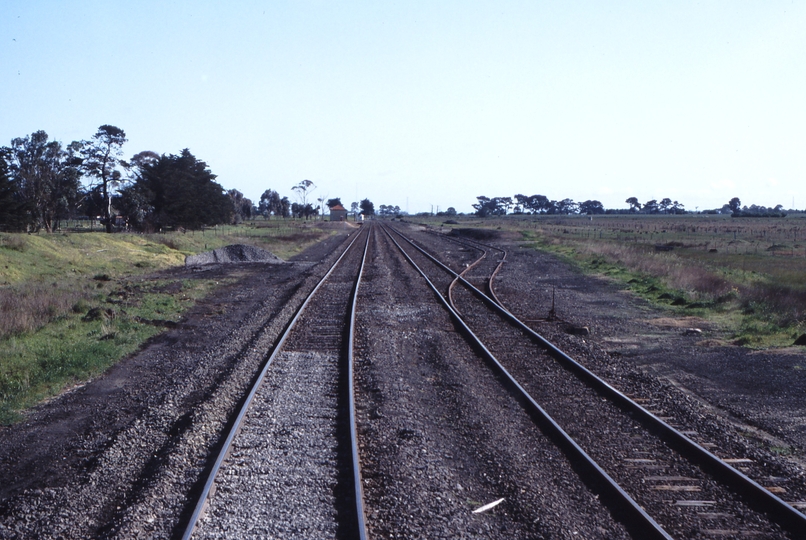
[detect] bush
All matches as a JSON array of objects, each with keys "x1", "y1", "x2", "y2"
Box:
[{"x1": 0, "y1": 234, "x2": 27, "y2": 252}]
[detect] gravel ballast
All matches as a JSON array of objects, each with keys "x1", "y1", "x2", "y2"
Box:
[{"x1": 185, "y1": 244, "x2": 286, "y2": 266}]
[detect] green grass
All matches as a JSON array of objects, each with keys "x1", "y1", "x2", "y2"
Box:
[{"x1": 0, "y1": 221, "x2": 332, "y2": 424}]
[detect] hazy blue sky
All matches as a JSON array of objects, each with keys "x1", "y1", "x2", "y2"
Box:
[{"x1": 2, "y1": 1, "x2": 804, "y2": 213}]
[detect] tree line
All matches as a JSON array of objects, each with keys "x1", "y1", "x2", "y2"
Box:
[
  {"x1": 472, "y1": 194, "x2": 790, "y2": 217},
  {"x1": 0, "y1": 126, "x2": 379, "y2": 233},
  {"x1": 472, "y1": 195, "x2": 686, "y2": 217},
  {"x1": 0, "y1": 126, "x2": 241, "y2": 233}
]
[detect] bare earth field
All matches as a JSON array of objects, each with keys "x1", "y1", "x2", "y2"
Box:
[{"x1": 0, "y1": 220, "x2": 804, "y2": 538}]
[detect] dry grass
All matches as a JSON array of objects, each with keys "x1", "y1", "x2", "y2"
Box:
[
  {"x1": 577, "y1": 241, "x2": 733, "y2": 299},
  {"x1": 144, "y1": 233, "x2": 181, "y2": 251},
  {"x1": 0, "y1": 233, "x2": 27, "y2": 252},
  {"x1": 0, "y1": 283, "x2": 90, "y2": 338}
]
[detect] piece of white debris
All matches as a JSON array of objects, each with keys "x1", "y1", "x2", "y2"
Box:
[{"x1": 472, "y1": 498, "x2": 505, "y2": 514}]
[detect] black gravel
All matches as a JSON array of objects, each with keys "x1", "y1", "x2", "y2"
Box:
[
  {"x1": 396, "y1": 220, "x2": 806, "y2": 539},
  {"x1": 354, "y1": 224, "x2": 630, "y2": 538}
]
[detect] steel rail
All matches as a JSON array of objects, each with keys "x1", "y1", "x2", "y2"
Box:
[
  {"x1": 181, "y1": 226, "x2": 370, "y2": 540},
  {"x1": 486, "y1": 249, "x2": 508, "y2": 311},
  {"x1": 423, "y1": 227, "x2": 510, "y2": 312},
  {"x1": 348, "y1": 225, "x2": 371, "y2": 540},
  {"x1": 447, "y1": 245, "x2": 486, "y2": 316},
  {"x1": 388, "y1": 224, "x2": 806, "y2": 539},
  {"x1": 380, "y1": 224, "x2": 674, "y2": 540}
]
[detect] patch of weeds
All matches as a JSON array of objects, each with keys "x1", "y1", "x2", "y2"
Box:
[
  {"x1": 0, "y1": 234, "x2": 27, "y2": 252},
  {"x1": 71, "y1": 299, "x2": 91, "y2": 313},
  {"x1": 770, "y1": 445, "x2": 794, "y2": 456},
  {"x1": 151, "y1": 235, "x2": 180, "y2": 250},
  {"x1": 0, "y1": 275, "x2": 225, "y2": 424},
  {"x1": 0, "y1": 313, "x2": 160, "y2": 424}
]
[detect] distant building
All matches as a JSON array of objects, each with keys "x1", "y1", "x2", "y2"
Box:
[{"x1": 329, "y1": 204, "x2": 348, "y2": 221}]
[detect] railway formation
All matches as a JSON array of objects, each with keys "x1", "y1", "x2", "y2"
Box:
[{"x1": 180, "y1": 221, "x2": 806, "y2": 539}]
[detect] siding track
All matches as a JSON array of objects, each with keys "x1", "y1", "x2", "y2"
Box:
[
  {"x1": 355, "y1": 224, "x2": 632, "y2": 538},
  {"x1": 385, "y1": 222, "x2": 806, "y2": 539}
]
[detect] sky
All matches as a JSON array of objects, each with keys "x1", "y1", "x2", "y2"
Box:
[{"x1": 2, "y1": 1, "x2": 804, "y2": 214}]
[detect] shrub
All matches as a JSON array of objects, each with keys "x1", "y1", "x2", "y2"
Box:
[{"x1": 0, "y1": 234, "x2": 27, "y2": 252}]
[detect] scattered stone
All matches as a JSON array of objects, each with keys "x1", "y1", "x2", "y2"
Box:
[
  {"x1": 185, "y1": 244, "x2": 286, "y2": 266},
  {"x1": 567, "y1": 325, "x2": 590, "y2": 336}
]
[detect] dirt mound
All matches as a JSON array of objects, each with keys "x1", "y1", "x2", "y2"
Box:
[
  {"x1": 448, "y1": 228, "x2": 500, "y2": 240},
  {"x1": 185, "y1": 244, "x2": 286, "y2": 266}
]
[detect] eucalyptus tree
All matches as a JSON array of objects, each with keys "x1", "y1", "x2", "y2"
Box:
[
  {"x1": 292, "y1": 179, "x2": 316, "y2": 206},
  {"x1": 259, "y1": 189, "x2": 282, "y2": 217},
  {"x1": 82, "y1": 125, "x2": 127, "y2": 232},
  {"x1": 279, "y1": 196, "x2": 291, "y2": 218},
  {"x1": 0, "y1": 146, "x2": 34, "y2": 231},
  {"x1": 578, "y1": 200, "x2": 605, "y2": 215},
  {"x1": 227, "y1": 189, "x2": 253, "y2": 223},
  {"x1": 5, "y1": 131, "x2": 82, "y2": 232}
]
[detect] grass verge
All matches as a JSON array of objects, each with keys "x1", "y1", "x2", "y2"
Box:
[{"x1": 0, "y1": 221, "x2": 331, "y2": 424}]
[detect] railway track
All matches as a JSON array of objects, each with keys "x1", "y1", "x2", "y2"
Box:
[
  {"x1": 354, "y1": 224, "x2": 633, "y2": 538},
  {"x1": 182, "y1": 226, "x2": 370, "y2": 539},
  {"x1": 384, "y1": 222, "x2": 806, "y2": 539},
  {"x1": 172, "y1": 220, "x2": 804, "y2": 538}
]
